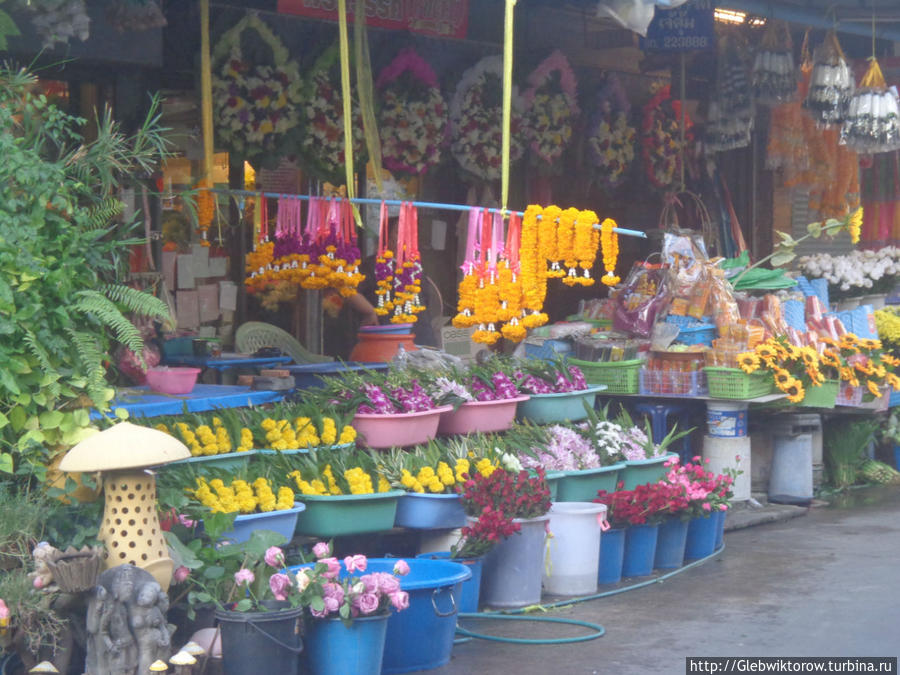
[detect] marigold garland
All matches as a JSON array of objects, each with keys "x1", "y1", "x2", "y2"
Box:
[
  {"x1": 452, "y1": 270, "x2": 479, "y2": 328},
  {"x1": 599, "y1": 218, "x2": 621, "y2": 286},
  {"x1": 520, "y1": 204, "x2": 549, "y2": 328},
  {"x1": 568, "y1": 209, "x2": 599, "y2": 287},
  {"x1": 557, "y1": 207, "x2": 578, "y2": 279},
  {"x1": 538, "y1": 204, "x2": 563, "y2": 278}
]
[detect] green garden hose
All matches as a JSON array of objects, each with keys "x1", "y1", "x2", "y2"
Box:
[{"x1": 453, "y1": 544, "x2": 725, "y2": 645}]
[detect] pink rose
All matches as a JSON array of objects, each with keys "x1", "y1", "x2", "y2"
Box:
[
  {"x1": 323, "y1": 596, "x2": 340, "y2": 614},
  {"x1": 377, "y1": 573, "x2": 400, "y2": 595},
  {"x1": 343, "y1": 554, "x2": 367, "y2": 573},
  {"x1": 322, "y1": 582, "x2": 345, "y2": 605},
  {"x1": 360, "y1": 574, "x2": 379, "y2": 593},
  {"x1": 234, "y1": 568, "x2": 255, "y2": 586},
  {"x1": 312, "y1": 542, "x2": 331, "y2": 559},
  {"x1": 702, "y1": 502, "x2": 711, "y2": 512},
  {"x1": 719, "y1": 504, "x2": 728, "y2": 511},
  {"x1": 295, "y1": 569, "x2": 311, "y2": 592},
  {"x1": 392, "y1": 560, "x2": 410, "y2": 576},
  {"x1": 173, "y1": 566, "x2": 190, "y2": 584},
  {"x1": 269, "y1": 573, "x2": 292, "y2": 601},
  {"x1": 356, "y1": 592, "x2": 380, "y2": 615},
  {"x1": 310, "y1": 606, "x2": 327, "y2": 619},
  {"x1": 265, "y1": 546, "x2": 285, "y2": 568},
  {"x1": 389, "y1": 591, "x2": 409, "y2": 611},
  {"x1": 320, "y1": 557, "x2": 341, "y2": 579}
]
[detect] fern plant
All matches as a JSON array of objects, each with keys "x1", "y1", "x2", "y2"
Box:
[{"x1": 0, "y1": 66, "x2": 171, "y2": 477}]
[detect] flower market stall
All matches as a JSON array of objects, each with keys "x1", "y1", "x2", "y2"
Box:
[{"x1": 9, "y1": 0, "x2": 900, "y2": 673}]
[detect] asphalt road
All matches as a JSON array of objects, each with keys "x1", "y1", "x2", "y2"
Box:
[{"x1": 434, "y1": 487, "x2": 900, "y2": 675}]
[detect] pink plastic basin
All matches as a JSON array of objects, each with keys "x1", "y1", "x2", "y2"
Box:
[
  {"x1": 352, "y1": 406, "x2": 452, "y2": 449},
  {"x1": 437, "y1": 396, "x2": 530, "y2": 435},
  {"x1": 146, "y1": 367, "x2": 201, "y2": 395}
]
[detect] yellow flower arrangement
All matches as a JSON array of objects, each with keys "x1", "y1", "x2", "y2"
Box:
[
  {"x1": 570, "y1": 209, "x2": 600, "y2": 287},
  {"x1": 257, "y1": 415, "x2": 355, "y2": 451},
  {"x1": 538, "y1": 205, "x2": 563, "y2": 277},
  {"x1": 737, "y1": 352, "x2": 760, "y2": 374},
  {"x1": 520, "y1": 205, "x2": 549, "y2": 329},
  {"x1": 189, "y1": 476, "x2": 295, "y2": 514},
  {"x1": 556, "y1": 207, "x2": 578, "y2": 279}
]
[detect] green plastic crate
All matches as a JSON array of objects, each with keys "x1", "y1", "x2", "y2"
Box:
[
  {"x1": 567, "y1": 357, "x2": 641, "y2": 394},
  {"x1": 797, "y1": 380, "x2": 839, "y2": 408},
  {"x1": 704, "y1": 367, "x2": 774, "y2": 400}
]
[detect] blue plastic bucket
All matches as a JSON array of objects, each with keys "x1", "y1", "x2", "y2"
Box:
[
  {"x1": 597, "y1": 527, "x2": 625, "y2": 584},
  {"x1": 714, "y1": 509, "x2": 726, "y2": 550},
  {"x1": 622, "y1": 523, "x2": 659, "y2": 577},
  {"x1": 894, "y1": 445, "x2": 900, "y2": 471},
  {"x1": 415, "y1": 552, "x2": 483, "y2": 613},
  {"x1": 707, "y1": 401, "x2": 748, "y2": 438},
  {"x1": 394, "y1": 493, "x2": 466, "y2": 529},
  {"x1": 654, "y1": 516, "x2": 688, "y2": 569},
  {"x1": 372, "y1": 558, "x2": 470, "y2": 674},
  {"x1": 685, "y1": 514, "x2": 717, "y2": 560},
  {"x1": 305, "y1": 614, "x2": 388, "y2": 675}
]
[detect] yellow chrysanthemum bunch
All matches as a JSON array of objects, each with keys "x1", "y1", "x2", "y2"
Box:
[
  {"x1": 190, "y1": 477, "x2": 295, "y2": 514},
  {"x1": 258, "y1": 416, "x2": 355, "y2": 451}
]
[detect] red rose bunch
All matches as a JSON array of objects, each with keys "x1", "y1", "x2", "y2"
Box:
[
  {"x1": 595, "y1": 480, "x2": 690, "y2": 528},
  {"x1": 457, "y1": 467, "x2": 552, "y2": 521}
]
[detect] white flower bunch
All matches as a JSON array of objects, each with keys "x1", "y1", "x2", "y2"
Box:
[{"x1": 798, "y1": 247, "x2": 900, "y2": 293}]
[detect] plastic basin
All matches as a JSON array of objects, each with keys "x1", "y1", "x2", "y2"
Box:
[
  {"x1": 394, "y1": 493, "x2": 466, "y2": 529},
  {"x1": 146, "y1": 366, "x2": 201, "y2": 395},
  {"x1": 555, "y1": 463, "x2": 624, "y2": 502},
  {"x1": 620, "y1": 453, "x2": 677, "y2": 491},
  {"x1": 515, "y1": 386, "x2": 606, "y2": 425},
  {"x1": 437, "y1": 396, "x2": 529, "y2": 435},
  {"x1": 352, "y1": 406, "x2": 451, "y2": 449},
  {"x1": 220, "y1": 503, "x2": 306, "y2": 544},
  {"x1": 294, "y1": 491, "x2": 404, "y2": 537}
]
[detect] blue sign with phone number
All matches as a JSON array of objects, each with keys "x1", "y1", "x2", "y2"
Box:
[{"x1": 641, "y1": 0, "x2": 715, "y2": 52}]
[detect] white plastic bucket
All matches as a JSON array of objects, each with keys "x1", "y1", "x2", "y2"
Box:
[
  {"x1": 702, "y1": 435, "x2": 751, "y2": 501},
  {"x1": 706, "y1": 401, "x2": 749, "y2": 438},
  {"x1": 769, "y1": 433, "x2": 813, "y2": 503},
  {"x1": 542, "y1": 502, "x2": 607, "y2": 596}
]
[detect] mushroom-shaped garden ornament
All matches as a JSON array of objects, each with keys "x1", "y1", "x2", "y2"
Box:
[
  {"x1": 59, "y1": 422, "x2": 190, "y2": 592},
  {"x1": 169, "y1": 651, "x2": 197, "y2": 674},
  {"x1": 28, "y1": 663, "x2": 58, "y2": 674},
  {"x1": 148, "y1": 660, "x2": 168, "y2": 672}
]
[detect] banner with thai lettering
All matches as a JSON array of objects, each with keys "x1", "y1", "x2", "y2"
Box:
[{"x1": 277, "y1": 0, "x2": 469, "y2": 40}]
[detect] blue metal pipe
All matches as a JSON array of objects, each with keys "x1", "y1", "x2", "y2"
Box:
[
  {"x1": 214, "y1": 188, "x2": 648, "y2": 238},
  {"x1": 717, "y1": 0, "x2": 900, "y2": 43}
]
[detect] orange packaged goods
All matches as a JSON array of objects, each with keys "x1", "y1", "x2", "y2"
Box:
[{"x1": 687, "y1": 274, "x2": 712, "y2": 319}]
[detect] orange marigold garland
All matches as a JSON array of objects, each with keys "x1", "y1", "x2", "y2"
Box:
[
  {"x1": 539, "y1": 204, "x2": 563, "y2": 278},
  {"x1": 195, "y1": 181, "x2": 215, "y2": 247},
  {"x1": 599, "y1": 218, "x2": 621, "y2": 286},
  {"x1": 521, "y1": 204, "x2": 549, "y2": 328},
  {"x1": 557, "y1": 207, "x2": 578, "y2": 282},
  {"x1": 573, "y1": 209, "x2": 600, "y2": 286}
]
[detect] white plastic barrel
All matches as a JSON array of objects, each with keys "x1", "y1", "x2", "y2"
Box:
[
  {"x1": 769, "y1": 433, "x2": 813, "y2": 504},
  {"x1": 702, "y1": 435, "x2": 751, "y2": 501},
  {"x1": 706, "y1": 401, "x2": 749, "y2": 437},
  {"x1": 543, "y1": 502, "x2": 607, "y2": 596}
]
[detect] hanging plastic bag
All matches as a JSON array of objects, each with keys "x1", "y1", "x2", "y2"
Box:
[{"x1": 613, "y1": 262, "x2": 670, "y2": 337}]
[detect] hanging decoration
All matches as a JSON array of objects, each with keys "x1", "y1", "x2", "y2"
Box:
[
  {"x1": 752, "y1": 20, "x2": 796, "y2": 105},
  {"x1": 599, "y1": 218, "x2": 620, "y2": 286},
  {"x1": 452, "y1": 208, "x2": 482, "y2": 330},
  {"x1": 302, "y1": 44, "x2": 367, "y2": 184},
  {"x1": 193, "y1": 181, "x2": 215, "y2": 247},
  {"x1": 766, "y1": 31, "x2": 812, "y2": 183},
  {"x1": 520, "y1": 204, "x2": 549, "y2": 329},
  {"x1": 375, "y1": 48, "x2": 448, "y2": 176},
  {"x1": 522, "y1": 50, "x2": 579, "y2": 168},
  {"x1": 270, "y1": 196, "x2": 305, "y2": 279},
  {"x1": 641, "y1": 85, "x2": 693, "y2": 191},
  {"x1": 450, "y1": 56, "x2": 525, "y2": 182},
  {"x1": 841, "y1": 58, "x2": 900, "y2": 155},
  {"x1": 706, "y1": 33, "x2": 754, "y2": 153},
  {"x1": 373, "y1": 201, "x2": 395, "y2": 317},
  {"x1": 804, "y1": 31, "x2": 854, "y2": 126},
  {"x1": 391, "y1": 202, "x2": 425, "y2": 324},
  {"x1": 587, "y1": 74, "x2": 636, "y2": 192},
  {"x1": 245, "y1": 196, "x2": 274, "y2": 294},
  {"x1": 211, "y1": 14, "x2": 305, "y2": 169}
]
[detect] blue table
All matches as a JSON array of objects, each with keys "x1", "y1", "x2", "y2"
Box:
[
  {"x1": 91, "y1": 385, "x2": 287, "y2": 420},
  {"x1": 163, "y1": 353, "x2": 293, "y2": 383}
]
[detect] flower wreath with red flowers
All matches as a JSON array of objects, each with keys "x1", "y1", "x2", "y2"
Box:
[
  {"x1": 450, "y1": 55, "x2": 525, "y2": 182},
  {"x1": 640, "y1": 84, "x2": 694, "y2": 191},
  {"x1": 301, "y1": 44, "x2": 367, "y2": 184},
  {"x1": 211, "y1": 14, "x2": 305, "y2": 169},
  {"x1": 376, "y1": 48, "x2": 448, "y2": 177}
]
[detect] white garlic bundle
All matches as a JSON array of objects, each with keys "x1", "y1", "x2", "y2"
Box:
[
  {"x1": 752, "y1": 20, "x2": 797, "y2": 105},
  {"x1": 841, "y1": 58, "x2": 900, "y2": 154},
  {"x1": 804, "y1": 31, "x2": 854, "y2": 126},
  {"x1": 707, "y1": 33, "x2": 754, "y2": 153}
]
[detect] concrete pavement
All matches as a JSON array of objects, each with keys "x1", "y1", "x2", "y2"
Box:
[{"x1": 435, "y1": 486, "x2": 900, "y2": 674}]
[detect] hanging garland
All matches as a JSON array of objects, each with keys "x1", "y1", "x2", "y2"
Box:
[
  {"x1": 587, "y1": 75, "x2": 636, "y2": 192},
  {"x1": 211, "y1": 14, "x2": 305, "y2": 169},
  {"x1": 450, "y1": 56, "x2": 525, "y2": 182},
  {"x1": 599, "y1": 218, "x2": 620, "y2": 286},
  {"x1": 640, "y1": 85, "x2": 693, "y2": 191},
  {"x1": 375, "y1": 48, "x2": 448, "y2": 176},
  {"x1": 522, "y1": 50, "x2": 579, "y2": 168},
  {"x1": 302, "y1": 44, "x2": 367, "y2": 184},
  {"x1": 391, "y1": 202, "x2": 425, "y2": 324}
]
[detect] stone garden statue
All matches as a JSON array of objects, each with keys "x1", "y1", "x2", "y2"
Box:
[{"x1": 85, "y1": 565, "x2": 172, "y2": 675}]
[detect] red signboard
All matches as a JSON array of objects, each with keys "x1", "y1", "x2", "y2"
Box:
[{"x1": 277, "y1": 0, "x2": 469, "y2": 40}]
